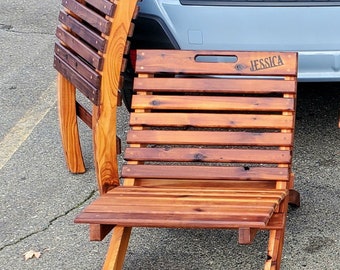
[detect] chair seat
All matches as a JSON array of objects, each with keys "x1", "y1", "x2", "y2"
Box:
[{"x1": 75, "y1": 186, "x2": 287, "y2": 229}]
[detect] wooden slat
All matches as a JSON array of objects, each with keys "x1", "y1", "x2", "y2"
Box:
[
  {"x1": 127, "y1": 130, "x2": 293, "y2": 147},
  {"x1": 86, "y1": 205, "x2": 274, "y2": 216},
  {"x1": 131, "y1": 95, "x2": 295, "y2": 112},
  {"x1": 85, "y1": 0, "x2": 116, "y2": 16},
  {"x1": 54, "y1": 55, "x2": 99, "y2": 105},
  {"x1": 133, "y1": 179, "x2": 276, "y2": 189},
  {"x1": 130, "y1": 112, "x2": 294, "y2": 129},
  {"x1": 134, "y1": 77, "x2": 296, "y2": 94},
  {"x1": 87, "y1": 188, "x2": 287, "y2": 206},
  {"x1": 75, "y1": 211, "x2": 270, "y2": 228},
  {"x1": 135, "y1": 50, "x2": 298, "y2": 76},
  {"x1": 55, "y1": 43, "x2": 101, "y2": 88},
  {"x1": 76, "y1": 102, "x2": 92, "y2": 128},
  {"x1": 89, "y1": 196, "x2": 283, "y2": 207},
  {"x1": 122, "y1": 165, "x2": 289, "y2": 181},
  {"x1": 58, "y1": 10, "x2": 107, "y2": 52},
  {"x1": 104, "y1": 186, "x2": 287, "y2": 196},
  {"x1": 56, "y1": 26, "x2": 103, "y2": 70},
  {"x1": 61, "y1": 0, "x2": 111, "y2": 34},
  {"x1": 124, "y1": 148, "x2": 291, "y2": 164}
]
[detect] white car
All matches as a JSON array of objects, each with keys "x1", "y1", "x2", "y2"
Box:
[{"x1": 131, "y1": 0, "x2": 340, "y2": 82}]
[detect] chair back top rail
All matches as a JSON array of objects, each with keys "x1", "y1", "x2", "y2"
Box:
[{"x1": 135, "y1": 50, "x2": 298, "y2": 76}]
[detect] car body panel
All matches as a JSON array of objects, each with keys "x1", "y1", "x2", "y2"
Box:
[{"x1": 137, "y1": 0, "x2": 340, "y2": 81}]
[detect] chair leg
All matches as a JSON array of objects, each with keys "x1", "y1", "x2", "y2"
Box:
[
  {"x1": 289, "y1": 189, "x2": 300, "y2": 208},
  {"x1": 57, "y1": 73, "x2": 85, "y2": 173},
  {"x1": 102, "y1": 226, "x2": 132, "y2": 270},
  {"x1": 264, "y1": 229, "x2": 285, "y2": 270}
]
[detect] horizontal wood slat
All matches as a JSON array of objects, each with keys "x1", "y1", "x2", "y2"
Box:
[
  {"x1": 56, "y1": 26, "x2": 103, "y2": 70},
  {"x1": 130, "y1": 113, "x2": 294, "y2": 129},
  {"x1": 93, "y1": 187, "x2": 288, "y2": 198},
  {"x1": 75, "y1": 186, "x2": 286, "y2": 228},
  {"x1": 85, "y1": 0, "x2": 116, "y2": 16},
  {"x1": 58, "y1": 10, "x2": 107, "y2": 52},
  {"x1": 134, "y1": 77, "x2": 296, "y2": 94},
  {"x1": 122, "y1": 165, "x2": 289, "y2": 181},
  {"x1": 124, "y1": 148, "x2": 291, "y2": 164},
  {"x1": 132, "y1": 95, "x2": 294, "y2": 112},
  {"x1": 55, "y1": 43, "x2": 101, "y2": 88},
  {"x1": 127, "y1": 130, "x2": 293, "y2": 146},
  {"x1": 135, "y1": 50, "x2": 298, "y2": 76},
  {"x1": 54, "y1": 55, "x2": 99, "y2": 105},
  {"x1": 61, "y1": 0, "x2": 111, "y2": 34},
  {"x1": 76, "y1": 212, "x2": 269, "y2": 228},
  {"x1": 76, "y1": 211, "x2": 285, "y2": 229},
  {"x1": 76, "y1": 102, "x2": 92, "y2": 128}
]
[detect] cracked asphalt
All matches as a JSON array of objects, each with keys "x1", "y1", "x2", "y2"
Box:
[{"x1": 0, "y1": 1, "x2": 339, "y2": 269}]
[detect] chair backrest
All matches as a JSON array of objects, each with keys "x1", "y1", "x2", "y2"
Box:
[
  {"x1": 123, "y1": 50, "x2": 298, "y2": 190},
  {"x1": 54, "y1": 0, "x2": 119, "y2": 106}
]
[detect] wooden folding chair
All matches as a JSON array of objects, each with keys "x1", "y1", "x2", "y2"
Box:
[
  {"x1": 75, "y1": 49, "x2": 300, "y2": 269},
  {"x1": 54, "y1": 0, "x2": 139, "y2": 193}
]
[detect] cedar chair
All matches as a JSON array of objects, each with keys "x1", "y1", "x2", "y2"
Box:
[
  {"x1": 75, "y1": 49, "x2": 300, "y2": 269},
  {"x1": 54, "y1": 0, "x2": 139, "y2": 193}
]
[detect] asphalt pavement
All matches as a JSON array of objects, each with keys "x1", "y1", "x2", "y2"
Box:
[{"x1": 0, "y1": 1, "x2": 339, "y2": 269}]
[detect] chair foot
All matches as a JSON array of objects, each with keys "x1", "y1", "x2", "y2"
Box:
[
  {"x1": 288, "y1": 189, "x2": 300, "y2": 208},
  {"x1": 57, "y1": 73, "x2": 85, "y2": 173}
]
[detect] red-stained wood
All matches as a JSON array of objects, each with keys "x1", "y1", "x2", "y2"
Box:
[
  {"x1": 76, "y1": 102, "x2": 92, "y2": 128},
  {"x1": 55, "y1": 0, "x2": 138, "y2": 196},
  {"x1": 58, "y1": 10, "x2": 107, "y2": 52},
  {"x1": 127, "y1": 130, "x2": 293, "y2": 147},
  {"x1": 131, "y1": 95, "x2": 295, "y2": 111},
  {"x1": 135, "y1": 50, "x2": 298, "y2": 76},
  {"x1": 124, "y1": 148, "x2": 291, "y2": 164},
  {"x1": 239, "y1": 228, "x2": 258, "y2": 244},
  {"x1": 55, "y1": 43, "x2": 101, "y2": 89},
  {"x1": 75, "y1": 185, "x2": 286, "y2": 228},
  {"x1": 130, "y1": 112, "x2": 294, "y2": 129},
  {"x1": 85, "y1": 0, "x2": 116, "y2": 16},
  {"x1": 92, "y1": 0, "x2": 140, "y2": 194},
  {"x1": 57, "y1": 73, "x2": 85, "y2": 173},
  {"x1": 56, "y1": 26, "x2": 103, "y2": 70},
  {"x1": 134, "y1": 77, "x2": 296, "y2": 94},
  {"x1": 54, "y1": 55, "x2": 99, "y2": 104},
  {"x1": 122, "y1": 165, "x2": 289, "y2": 181},
  {"x1": 74, "y1": 49, "x2": 299, "y2": 270},
  {"x1": 90, "y1": 224, "x2": 115, "y2": 241},
  {"x1": 61, "y1": 0, "x2": 111, "y2": 34}
]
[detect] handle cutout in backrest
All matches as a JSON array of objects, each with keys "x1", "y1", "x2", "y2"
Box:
[{"x1": 195, "y1": 54, "x2": 238, "y2": 63}]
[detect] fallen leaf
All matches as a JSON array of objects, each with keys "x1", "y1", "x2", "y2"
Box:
[{"x1": 24, "y1": 250, "x2": 41, "y2": 261}]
